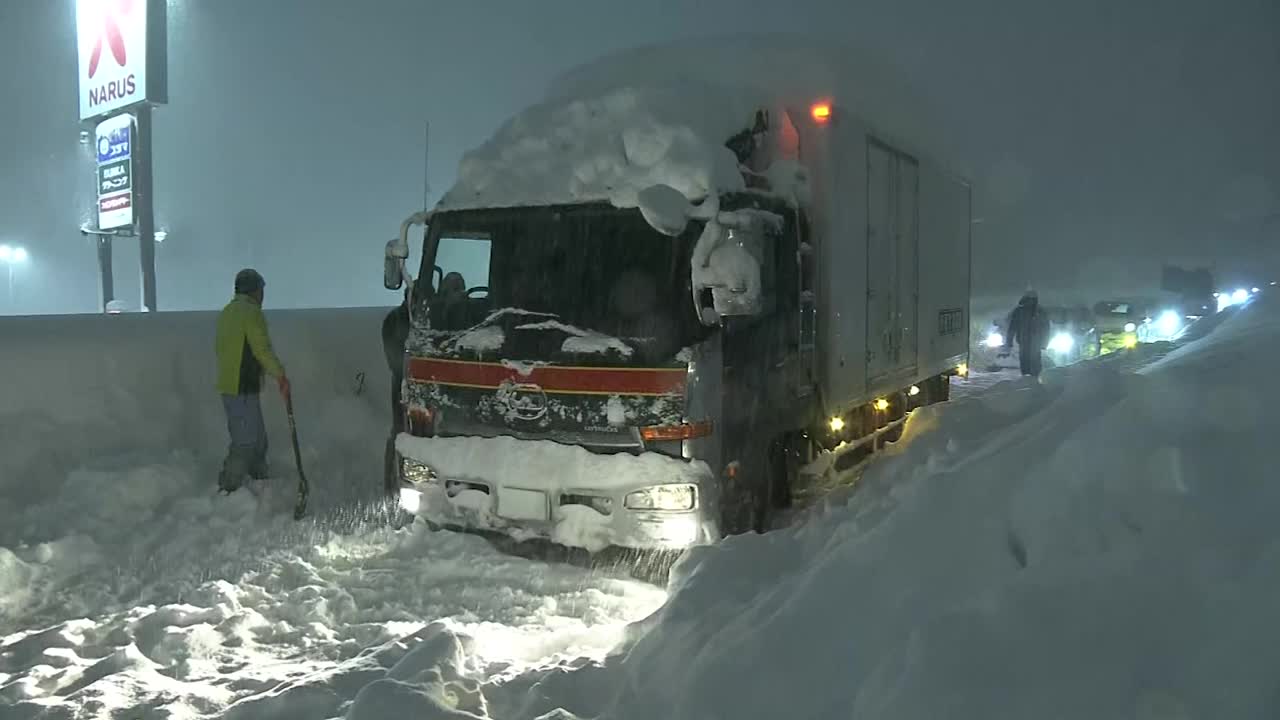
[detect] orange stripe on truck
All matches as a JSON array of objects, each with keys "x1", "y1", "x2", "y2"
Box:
[{"x1": 406, "y1": 357, "x2": 687, "y2": 397}]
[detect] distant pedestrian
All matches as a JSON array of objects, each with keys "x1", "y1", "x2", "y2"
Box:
[
  {"x1": 215, "y1": 269, "x2": 289, "y2": 493},
  {"x1": 1003, "y1": 288, "x2": 1051, "y2": 377}
]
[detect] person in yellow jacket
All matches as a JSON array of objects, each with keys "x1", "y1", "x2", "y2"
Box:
[{"x1": 216, "y1": 269, "x2": 290, "y2": 493}]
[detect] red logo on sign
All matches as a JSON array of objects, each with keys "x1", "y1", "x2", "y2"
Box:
[{"x1": 87, "y1": 0, "x2": 136, "y2": 79}]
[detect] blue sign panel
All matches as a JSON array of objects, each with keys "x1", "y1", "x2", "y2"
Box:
[{"x1": 96, "y1": 123, "x2": 132, "y2": 164}]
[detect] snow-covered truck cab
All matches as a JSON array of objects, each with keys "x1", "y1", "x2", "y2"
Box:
[{"x1": 386, "y1": 93, "x2": 971, "y2": 554}]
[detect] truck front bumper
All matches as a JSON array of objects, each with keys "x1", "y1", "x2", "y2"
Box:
[{"x1": 394, "y1": 433, "x2": 719, "y2": 552}]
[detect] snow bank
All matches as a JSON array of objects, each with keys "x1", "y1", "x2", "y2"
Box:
[
  {"x1": 488, "y1": 293, "x2": 1280, "y2": 718},
  {"x1": 439, "y1": 35, "x2": 952, "y2": 213},
  {"x1": 0, "y1": 308, "x2": 393, "y2": 526},
  {"x1": 0, "y1": 503, "x2": 664, "y2": 719}
]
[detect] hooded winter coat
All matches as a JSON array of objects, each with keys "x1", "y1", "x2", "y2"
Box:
[{"x1": 1005, "y1": 293, "x2": 1051, "y2": 351}]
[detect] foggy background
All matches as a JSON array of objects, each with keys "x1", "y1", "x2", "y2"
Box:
[{"x1": 1, "y1": 0, "x2": 1277, "y2": 316}]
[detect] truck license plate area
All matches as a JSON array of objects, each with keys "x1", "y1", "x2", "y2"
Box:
[{"x1": 497, "y1": 487, "x2": 548, "y2": 522}]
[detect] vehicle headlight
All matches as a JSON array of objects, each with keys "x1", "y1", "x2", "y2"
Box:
[
  {"x1": 398, "y1": 487, "x2": 422, "y2": 513},
  {"x1": 984, "y1": 332, "x2": 1004, "y2": 349},
  {"x1": 400, "y1": 456, "x2": 436, "y2": 485},
  {"x1": 624, "y1": 484, "x2": 697, "y2": 511},
  {"x1": 1048, "y1": 332, "x2": 1074, "y2": 354},
  {"x1": 1155, "y1": 309, "x2": 1181, "y2": 337},
  {"x1": 1123, "y1": 322, "x2": 1137, "y2": 333}
]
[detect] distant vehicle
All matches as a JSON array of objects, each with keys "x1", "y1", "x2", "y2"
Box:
[
  {"x1": 1092, "y1": 300, "x2": 1145, "y2": 354},
  {"x1": 1042, "y1": 305, "x2": 1098, "y2": 365},
  {"x1": 1093, "y1": 298, "x2": 1192, "y2": 352},
  {"x1": 105, "y1": 300, "x2": 129, "y2": 315},
  {"x1": 384, "y1": 74, "x2": 972, "y2": 552}
]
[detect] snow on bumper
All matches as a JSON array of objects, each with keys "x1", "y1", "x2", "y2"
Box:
[{"x1": 394, "y1": 434, "x2": 717, "y2": 552}]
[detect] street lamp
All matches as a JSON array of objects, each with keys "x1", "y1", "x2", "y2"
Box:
[{"x1": 0, "y1": 243, "x2": 29, "y2": 306}]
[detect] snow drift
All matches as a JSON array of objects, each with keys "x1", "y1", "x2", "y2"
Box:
[
  {"x1": 0, "y1": 307, "x2": 398, "y2": 631},
  {"x1": 0, "y1": 308, "x2": 393, "y2": 524},
  {"x1": 490, "y1": 294, "x2": 1280, "y2": 719}
]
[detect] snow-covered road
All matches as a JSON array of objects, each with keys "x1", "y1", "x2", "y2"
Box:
[{"x1": 0, "y1": 457, "x2": 664, "y2": 717}]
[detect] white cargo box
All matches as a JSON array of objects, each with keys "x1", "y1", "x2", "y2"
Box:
[{"x1": 793, "y1": 105, "x2": 971, "y2": 408}]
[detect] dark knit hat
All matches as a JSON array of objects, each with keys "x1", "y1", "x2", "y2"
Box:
[{"x1": 234, "y1": 268, "x2": 265, "y2": 294}]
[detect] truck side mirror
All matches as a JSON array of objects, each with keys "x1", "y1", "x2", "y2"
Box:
[
  {"x1": 692, "y1": 220, "x2": 764, "y2": 323},
  {"x1": 384, "y1": 238, "x2": 410, "y2": 291},
  {"x1": 384, "y1": 255, "x2": 403, "y2": 290},
  {"x1": 705, "y1": 242, "x2": 763, "y2": 318},
  {"x1": 638, "y1": 184, "x2": 694, "y2": 237}
]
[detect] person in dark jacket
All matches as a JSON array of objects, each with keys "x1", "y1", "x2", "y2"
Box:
[
  {"x1": 382, "y1": 299, "x2": 411, "y2": 496},
  {"x1": 215, "y1": 269, "x2": 290, "y2": 493},
  {"x1": 1003, "y1": 289, "x2": 1051, "y2": 377}
]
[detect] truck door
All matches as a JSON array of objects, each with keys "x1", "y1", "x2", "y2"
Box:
[{"x1": 865, "y1": 139, "x2": 920, "y2": 387}]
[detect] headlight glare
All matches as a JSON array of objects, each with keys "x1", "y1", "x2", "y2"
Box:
[
  {"x1": 1048, "y1": 332, "x2": 1075, "y2": 354},
  {"x1": 624, "y1": 483, "x2": 697, "y2": 511}
]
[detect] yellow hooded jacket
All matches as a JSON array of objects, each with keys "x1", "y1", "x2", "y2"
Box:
[{"x1": 216, "y1": 294, "x2": 285, "y2": 395}]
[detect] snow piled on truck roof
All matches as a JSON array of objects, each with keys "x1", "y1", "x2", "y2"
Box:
[{"x1": 438, "y1": 35, "x2": 950, "y2": 212}]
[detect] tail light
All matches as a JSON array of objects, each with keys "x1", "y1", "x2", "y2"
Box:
[{"x1": 639, "y1": 420, "x2": 714, "y2": 442}]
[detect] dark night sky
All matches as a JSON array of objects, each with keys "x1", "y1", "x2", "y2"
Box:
[{"x1": 1, "y1": 0, "x2": 1276, "y2": 314}]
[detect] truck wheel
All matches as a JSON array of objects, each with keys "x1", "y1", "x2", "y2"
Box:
[
  {"x1": 721, "y1": 450, "x2": 772, "y2": 536},
  {"x1": 937, "y1": 374, "x2": 951, "y2": 402},
  {"x1": 769, "y1": 434, "x2": 798, "y2": 510}
]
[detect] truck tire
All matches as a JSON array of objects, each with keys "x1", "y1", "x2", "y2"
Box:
[
  {"x1": 721, "y1": 448, "x2": 773, "y2": 536},
  {"x1": 769, "y1": 434, "x2": 799, "y2": 510}
]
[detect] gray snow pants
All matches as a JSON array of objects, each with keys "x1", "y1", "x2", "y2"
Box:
[
  {"x1": 219, "y1": 393, "x2": 269, "y2": 491},
  {"x1": 1019, "y1": 344, "x2": 1044, "y2": 377}
]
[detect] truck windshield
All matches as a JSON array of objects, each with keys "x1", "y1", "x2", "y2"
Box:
[{"x1": 416, "y1": 204, "x2": 708, "y2": 357}]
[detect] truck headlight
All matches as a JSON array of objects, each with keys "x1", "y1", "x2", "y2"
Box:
[
  {"x1": 1048, "y1": 332, "x2": 1074, "y2": 354},
  {"x1": 624, "y1": 484, "x2": 697, "y2": 511},
  {"x1": 1155, "y1": 310, "x2": 1181, "y2": 338},
  {"x1": 398, "y1": 487, "x2": 422, "y2": 513},
  {"x1": 400, "y1": 456, "x2": 436, "y2": 485}
]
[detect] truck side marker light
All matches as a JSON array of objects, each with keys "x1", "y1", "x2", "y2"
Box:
[{"x1": 639, "y1": 421, "x2": 714, "y2": 442}]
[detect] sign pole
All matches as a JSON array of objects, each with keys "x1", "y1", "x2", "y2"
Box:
[
  {"x1": 134, "y1": 104, "x2": 157, "y2": 312},
  {"x1": 97, "y1": 235, "x2": 114, "y2": 311}
]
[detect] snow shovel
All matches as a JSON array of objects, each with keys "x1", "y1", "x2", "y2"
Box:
[{"x1": 286, "y1": 393, "x2": 309, "y2": 520}]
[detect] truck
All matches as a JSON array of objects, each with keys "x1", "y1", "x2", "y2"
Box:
[{"x1": 382, "y1": 76, "x2": 972, "y2": 555}]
